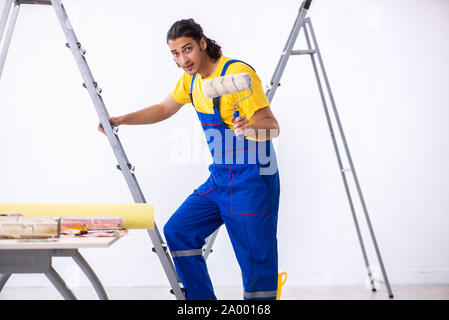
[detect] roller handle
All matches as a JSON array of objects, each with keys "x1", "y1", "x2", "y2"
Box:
[
  {"x1": 233, "y1": 110, "x2": 244, "y2": 141},
  {"x1": 304, "y1": 0, "x2": 312, "y2": 10}
]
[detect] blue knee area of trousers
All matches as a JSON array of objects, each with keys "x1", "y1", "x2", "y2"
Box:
[{"x1": 163, "y1": 192, "x2": 223, "y2": 251}]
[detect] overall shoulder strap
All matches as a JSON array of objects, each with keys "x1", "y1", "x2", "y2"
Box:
[
  {"x1": 189, "y1": 73, "x2": 197, "y2": 105},
  {"x1": 220, "y1": 59, "x2": 255, "y2": 76}
]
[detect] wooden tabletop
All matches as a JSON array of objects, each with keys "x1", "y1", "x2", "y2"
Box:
[{"x1": 0, "y1": 236, "x2": 122, "y2": 250}]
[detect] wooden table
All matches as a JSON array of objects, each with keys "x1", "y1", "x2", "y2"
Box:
[{"x1": 0, "y1": 236, "x2": 122, "y2": 300}]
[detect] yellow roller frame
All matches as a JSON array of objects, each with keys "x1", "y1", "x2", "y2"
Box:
[{"x1": 0, "y1": 203, "x2": 154, "y2": 230}]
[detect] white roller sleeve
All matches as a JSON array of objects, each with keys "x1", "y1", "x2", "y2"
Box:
[{"x1": 202, "y1": 73, "x2": 252, "y2": 99}]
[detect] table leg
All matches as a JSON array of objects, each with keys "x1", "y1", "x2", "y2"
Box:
[
  {"x1": 0, "y1": 273, "x2": 10, "y2": 292},
  {"x1": 45, "y1": 267, "x2": 77, "y2": 300},
  {"x1": 72, "y1": 251, "x2": 109, "y2": 300}
]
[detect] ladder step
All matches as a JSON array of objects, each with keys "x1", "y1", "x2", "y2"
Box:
[
  {"x1": 82, "y1": 82, "x2": 102, "y2": 94},
  {"x1": 65, "y1": 42, "x2": 86, "y2": 55},
  {"x1": 18, "y1": 0, "x2": 51, "y2": 5},
  {"x1": 266, "y1": 82, "x2": 281, "y2": 92},
  {"x1": 291, "y1": 49, "x2": 316, "y2": 55},
  {"x1": 99, "y1": 123, "x2": 119, "y2": 135},
  {"x1": 341, "y1": 168, "x2": 352, "y2": 173},
  {"x1": 152, "y1": 244, "x2": 168, "y2": 254},
  {"x1": 117, "y1": 163, "x2": 135, "y2": 174},
  {"x1": 170, "y1": 287, "x2": 186, "y2": 295}
]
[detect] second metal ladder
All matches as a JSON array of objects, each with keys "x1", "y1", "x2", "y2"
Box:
[{"x1": 205, "y1": 0, "x2": 395, "y2": 299}]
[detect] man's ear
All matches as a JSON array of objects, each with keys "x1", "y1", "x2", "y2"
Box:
[{"x1": 200, "y1": 37, "x2": 207, "y2": 51}]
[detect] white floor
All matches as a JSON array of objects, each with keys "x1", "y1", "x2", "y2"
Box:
[{"x1": 0, "y1": 284, "x2": 448, "y2": 300}]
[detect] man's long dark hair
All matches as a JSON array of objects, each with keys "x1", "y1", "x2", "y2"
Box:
[{"x1": 167, "y1": 19, "x2": 222, "y2": 61}]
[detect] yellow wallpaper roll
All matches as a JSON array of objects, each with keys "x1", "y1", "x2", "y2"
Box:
[{"x1": 0, "y1": 203, "x2": 154, "y2": 230}]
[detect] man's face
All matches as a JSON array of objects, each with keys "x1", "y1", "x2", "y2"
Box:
[{"x1": 168, "y1": 36, "x2": 206, "y2": 75}]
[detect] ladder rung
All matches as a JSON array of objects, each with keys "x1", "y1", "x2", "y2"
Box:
[
  {"x1": 83, "y1": 82, "x2": 102, "y2": 94},
  {"x1": 66, "y1": 42, "x2": 86, "y2": 55},
  {"x1": 17, "y1": 0, "x2": 51, "y2": 5},
  {"x1": 170, "y1": 287, "x2": 186, "y2": 295},
  {"x1": 99, "y1": 123, "x2": 119, "y2": 135},
  {"x1": 152, "y1": 245, "x2": 168, "y2": 254},
  {"x1": 291, "y1": 49, "x2": 316, "y2": 55},
  {"x1": 341, "y1": 168, "x2": 352, "y2": 173},
  {"x1": 266, "y1": 82, "x2": 281, "y2": 91},
  {"x1": 116, "y1": 163, "x2": 135, "y2": 174},
  {"x1": 203, "y1": 248, "x2": 213, "y2": 254}
]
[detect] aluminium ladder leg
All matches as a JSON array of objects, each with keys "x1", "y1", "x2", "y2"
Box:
[
  {"x1": 270, "y1": 1, "x2": 393, "y2": 298},
  {"x1": 0, "y1": 2, "x2": 11, "y2": 287},
  {"x1": 0, "y1": 0, "x2": 19, "y2": 78},
  {"x1": 0, "y1": 0, "x2": 185, "y2": 300},
  {"x1": 301, "y1": 17, "x2": 394, "y2": 298},
  {"x1": 205, "y1": 0, "x2": 394, "y2": 299},
  {"x1": 265, "y1": 0, "x2": 312, "y2": 102}
]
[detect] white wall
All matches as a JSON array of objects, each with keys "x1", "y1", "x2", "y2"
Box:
[{"x1": 0, "y1": 0, "x2": 448, "y2": 290}]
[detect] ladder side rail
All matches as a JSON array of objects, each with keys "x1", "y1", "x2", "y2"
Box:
[
  {"x1": 49, "y1": 0, "x2": 141, "y2": 200},
  {"x1": 302, "y1": 19, "x2": 374, "y2": 286},
  {"x1": 305, "y1": 18, "x2": 394, "y2": 298},
  {"x1": 50, "y1": 0, "x2": 185, "y2": 300},
  {"x1": 203, "y1": 227, "x2": 219, "y2": 261},
  {"x1": 0, "y1": 0, "x2": 13, "y2": 41},
  {"x1": 18, "y1": 1, "x2": 52, "y2": 4},
  {"x1": 266, "y1": 2, "x2": 304, "y2": 98},
  {"x1": 0, "y1": 0, "x2": 19, "y2": 78},
  {"x1": 266, "y1": 1, "x2": 309, "y2": 103},
  {"x1": 147, "y1": 227, "x2": 185, "y2": 300}
]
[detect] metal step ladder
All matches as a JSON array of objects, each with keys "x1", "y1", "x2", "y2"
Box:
[
  {"x1": 270, "y1": 0, "x2": 394, "y2": 298},
  {"x1": 205, "y1": 0, "x2": 394, "y2": 299},
  {"x1": 0, "y1": 0, "x2": 185, "y2": 300}
]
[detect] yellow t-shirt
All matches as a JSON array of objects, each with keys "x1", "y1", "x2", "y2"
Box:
[{"x1": 171, "y1": 55, "x2": 270, "y2": 139}]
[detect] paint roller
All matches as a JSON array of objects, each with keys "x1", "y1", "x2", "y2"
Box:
[{"x1": 202, "y1": 73, "x2": 253, "y2": 139}]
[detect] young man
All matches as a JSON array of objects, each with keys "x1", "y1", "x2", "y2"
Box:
[{"x1": 99, "y1": 19, "x2": 281, "y2": 300}]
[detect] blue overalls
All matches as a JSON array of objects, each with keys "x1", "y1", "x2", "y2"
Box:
[{"x1": 164, "y1": 60, "x2": 280, "y2": 300}]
